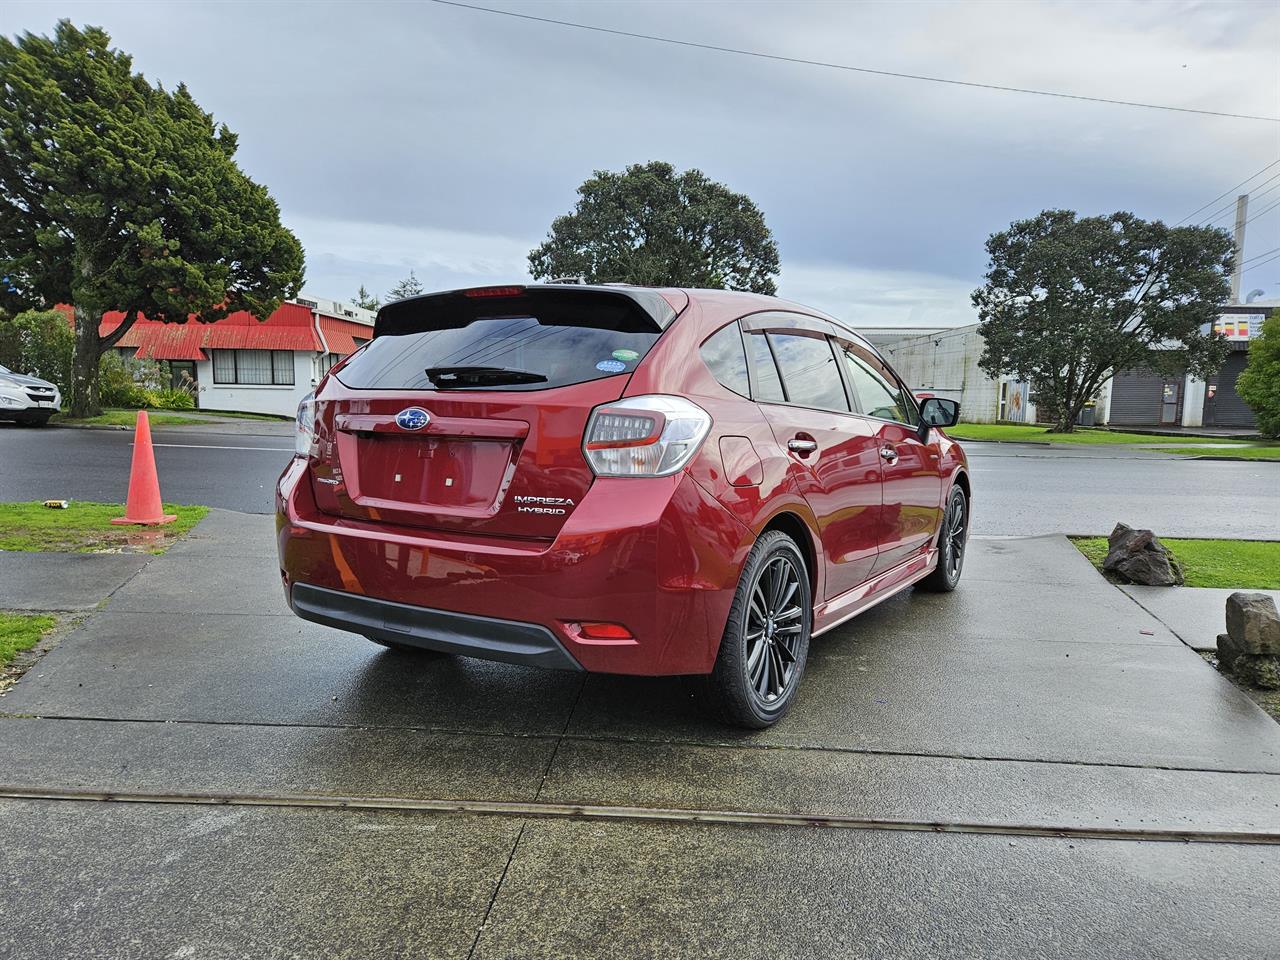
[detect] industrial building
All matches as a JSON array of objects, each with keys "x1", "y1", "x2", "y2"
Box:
[{"x1": 865, "y1": 300, "x2": 1272, "y2": 430}]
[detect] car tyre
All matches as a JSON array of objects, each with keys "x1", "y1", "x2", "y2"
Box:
[
  {"x1": 919, "y1": 483, "x2": 968, "y2": 593},
  {"x1": 695, "y1": 529, "x2": 812, "y2": 729}
]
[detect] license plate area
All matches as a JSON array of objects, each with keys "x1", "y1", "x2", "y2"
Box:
[{"x1": 354, "y1": 434, "x2": 515, "y2": 512}]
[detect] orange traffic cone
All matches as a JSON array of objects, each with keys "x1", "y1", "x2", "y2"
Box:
[{"x1": 111, "y1": 410, "x2": 177, "y2": 526}]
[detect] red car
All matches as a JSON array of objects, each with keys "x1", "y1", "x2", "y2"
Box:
[{"x1": 277, "y1": 284, "x2": 969, "y2": 727}]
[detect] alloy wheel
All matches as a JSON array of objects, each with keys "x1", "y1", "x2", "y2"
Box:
[
  {"x1": 744, "y1": 554, "x2": 805, "y2": 705},
  {"x1": 946, "y1": 492, "x2": 967, "y2": 579}
]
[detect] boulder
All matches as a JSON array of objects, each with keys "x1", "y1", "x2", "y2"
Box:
[
  {"x1": 1102, "y1": 523, "x2": 1184, "y2": 586},
  {"x1": 1217, "y1": 632, "x2": 1243, "y2": 670},
  {"x1": 1225, "y1": 592, "x2": 1280, "y2": 656},
  {"x1": 1232, "y1": 655, "x2": 1280, "y2": 690}
]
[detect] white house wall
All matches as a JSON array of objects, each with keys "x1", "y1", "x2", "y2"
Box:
[{"x1": 193, "y1": 351, "x2": 315, "y2": 418}]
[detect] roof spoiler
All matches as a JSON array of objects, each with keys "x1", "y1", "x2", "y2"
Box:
[{"x1": 374, "y1": 284, "x2": 682, "y2": 338}]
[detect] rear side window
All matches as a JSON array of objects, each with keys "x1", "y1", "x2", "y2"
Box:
[
  {"x1": 767, "y1": 332, "x2": 849, "y2": 412},
  {"x1": 746, "y1": 333, "x2": 786, "y2": 402},
  {"x1": 700, "y1": 324, "x2": 749, "y2": 397},
  {"x1": 338, "y1": 303, "x2": 661, "y2": 392},
  {"x1": 837, "y1": 341, "x2": 918, "y2": 424}
]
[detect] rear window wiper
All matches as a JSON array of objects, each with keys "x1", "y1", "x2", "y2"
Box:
[{"x1": 423, "y1": 365, "x2": 549, "y2": 387}]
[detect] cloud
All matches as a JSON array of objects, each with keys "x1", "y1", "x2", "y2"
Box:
[{"x1": 4, "y1": 0, "x2": 1278, "y2": 313}]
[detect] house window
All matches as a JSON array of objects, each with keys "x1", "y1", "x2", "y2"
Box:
[{"x1": 212, "y1": 349, "x2": 295, "y2": 385}]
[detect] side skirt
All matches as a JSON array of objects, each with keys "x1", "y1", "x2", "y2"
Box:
[{"x1": 811, "y1": 548, "x2": 937, "y2": 638}]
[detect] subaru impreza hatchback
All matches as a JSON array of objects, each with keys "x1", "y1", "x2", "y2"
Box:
[{"x1": 277, "y1": 284, "x2": 969, "y2": 727}]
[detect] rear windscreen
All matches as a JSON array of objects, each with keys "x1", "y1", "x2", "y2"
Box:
[{"x1": 336, "y1": 314, "x2": 662, "y2": 391}]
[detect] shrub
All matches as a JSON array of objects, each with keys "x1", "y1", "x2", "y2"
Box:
[
  {"x1": 1237, "y1": 314, "x2": 1280, "y2": 439},
  {"x1": 155, "y1": 387, "x2": 195, "y2": 409},
  {"x1": 0, "y1": 309, "x2": 74, "y2": 397},
  {"x1": 97, "y1": 352, "x2": 168, "y2": 407}
]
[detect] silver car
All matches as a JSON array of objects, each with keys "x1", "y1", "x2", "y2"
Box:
[{"x1": 0, "y1": 362, "x2": 61, "y2": 426}]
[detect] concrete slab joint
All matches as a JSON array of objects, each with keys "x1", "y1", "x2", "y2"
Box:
[{"x1": 1217, "y1": 592, "x2": 1280, "y2": 689}]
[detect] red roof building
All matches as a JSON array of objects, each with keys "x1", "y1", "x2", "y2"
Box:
[{"x1": 64, "y1": 296, "x2": 376, "y2": 417}]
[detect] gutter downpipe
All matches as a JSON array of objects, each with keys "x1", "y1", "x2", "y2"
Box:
[{"x1": 311, "y1": 307, "x2": 330, "y2": 388}]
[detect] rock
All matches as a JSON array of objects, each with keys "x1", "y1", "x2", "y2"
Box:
[
  {"x1": 1217, "y1": 632, "x2": 1243, "y2": 670},
  {"x1": 1225, "y1": 592, "x2": 1280, "y2": 656},
  {"x1": 1102, "y1": 523, "x2": 1184, "y2": 586},
  {"x1": 1231, "y1": 654, "x2": 1280, "y2": 690}
]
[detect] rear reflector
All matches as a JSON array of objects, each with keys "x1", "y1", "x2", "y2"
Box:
[
  {"x1": 463, "y1": 285, "x2": 525, "y2": 298},
  {"x1": 576, "y1": 621, "x2": 634, "y2": 640}
]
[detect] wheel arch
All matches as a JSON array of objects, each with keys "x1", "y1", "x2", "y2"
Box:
[{"x1": 759, "y1": 509, "x2": 820, "y2": 599}]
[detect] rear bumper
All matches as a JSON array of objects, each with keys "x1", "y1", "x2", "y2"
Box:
[
  {"x1": 290, "y1": 582, "x2": 582, "y2": 671},
  {"x1": 276, "y1": 458, "x2": 752, "y2": 676}
]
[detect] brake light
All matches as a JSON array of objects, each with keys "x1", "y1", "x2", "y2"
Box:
[
  {"x1": 583, "y1": 395, "x2": 711, "y2": 477},
  {"x1": 463, "y1": 285, "x2": 525, "y2": 298},
  {"x1": 295, "y1": 391, "x2": 317, "y2": 457}
]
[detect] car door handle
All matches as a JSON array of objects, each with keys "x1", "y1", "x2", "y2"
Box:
[
  {"x1": 787, "y1": 438, "x2": 818, "y2": 454},
  {"x1": 880, "y1": 444, "x2": 899, "y2": 463}
]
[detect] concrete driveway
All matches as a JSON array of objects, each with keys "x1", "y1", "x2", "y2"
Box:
[{"x1": 2, "y1": 511, "x2": 1279, "y2": 959}]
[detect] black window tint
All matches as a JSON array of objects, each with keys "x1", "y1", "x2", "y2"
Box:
[
  {"x1": 767, "y1": 333, "x2": 849, "y2": 412},
  {"x1": 337, "y1": 316, "x2": 659, "y2": 391},
  {"x1": 699, "y1": 324, "x2": 749, "y2": 397},
  {"x1": 838, "y1": 342, "x2": 917, "y2": 424},
  {"x1": 746, "y1": 333, "x2": 785, "y2": 402}
]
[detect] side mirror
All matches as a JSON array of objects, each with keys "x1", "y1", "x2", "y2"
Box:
[{"x1": 918, "y1": 397, "x2": 960, "y2": 440}]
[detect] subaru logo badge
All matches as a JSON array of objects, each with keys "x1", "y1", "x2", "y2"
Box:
[{"x1": 395, "y1": 407, "x2": 430, "y2": 431}]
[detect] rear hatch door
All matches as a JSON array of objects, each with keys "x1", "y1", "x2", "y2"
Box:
[{"x1": 309, "y1": 285, "x2": 681, "y2": 540}]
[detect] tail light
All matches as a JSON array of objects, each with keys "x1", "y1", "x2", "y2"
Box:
[
  {"x1": 583, "y1": 395, "x2": 711, "y2": 477},
  {"x1": 295, "y1": 391, "x2": 317, "y2": 456}
]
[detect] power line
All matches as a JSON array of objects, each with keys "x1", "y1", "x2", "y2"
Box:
[
  {"x1": 1245, "y1": 197, "x2": 1280, "y2": 226},
  {"x1": 427, "y1": 0, "x2": 1280, "y2": 123},
  {"x1": 1180, "y1": 161, "x2": 1280, "y2": 225},
  {"x1": 1240, "y1": 245, "x2": 1280, "y2": 266},
  {"x1": 1201, "y1": 174, "x2": 1280, "y2": 227},
  {"x1": 1242, "y1": 249, "x2": 1280, "y2": 273}
]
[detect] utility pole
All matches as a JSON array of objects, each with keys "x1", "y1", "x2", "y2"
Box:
[{"x1": 1231, "y1": 194, "x2": 1248, "y2": 303}]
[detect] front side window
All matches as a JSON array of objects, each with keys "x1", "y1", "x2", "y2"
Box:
[
  {"x1": 699, "y1": 324, "x2": 750, "y2": 397},
  {"x1": 767, "y1": 332, "x2": 849, "y2": 412},
  {"x1": 837, "y1": 342, "x2": 917, "y2": 424},
  {"x1": 213, "y1": 349, "x2": 295, "y2": 385}
]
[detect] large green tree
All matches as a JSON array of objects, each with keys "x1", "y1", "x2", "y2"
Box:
[
  {"x1": 529, "y1": 161, "x2": 780, "y2": 294},
  {"x1": 1237, "y1": 313, "x2": 1280, "y2": 438},
  {"x1": 0, "y1": 21, "x2": 304, "y2": 415},
  {"x1": 973, "y1": 210, "x2": 1233, "y2": 432}
]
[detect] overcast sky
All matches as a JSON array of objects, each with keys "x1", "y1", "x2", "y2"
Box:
[{"x1": 5, "y1": 0, "x2": 1279, "y2": 325}]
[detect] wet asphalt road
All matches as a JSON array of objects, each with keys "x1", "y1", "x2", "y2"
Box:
[{"x1": 0, "y1": 422, "x2": 1276, "y2": 537}]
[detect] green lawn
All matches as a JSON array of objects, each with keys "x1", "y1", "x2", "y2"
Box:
[
  {"x1": 0, "y1": 612, "x2": 57, "y2": 668},
  {"x1": 57, "y1": 408, "x2": 207, "y2": 427},
  {"x1": 56, "y1": 407, "x2": 289, "y2": 427},
  {"x1": 948, "y1": 423, "x2": 1231, "y2": 445},
  {"x1": 0, "y1": 501, "x2": 208, "y2": 553},
  {"x1": 1073, "y1": 537, "x2": 1280, "y2": 590}
]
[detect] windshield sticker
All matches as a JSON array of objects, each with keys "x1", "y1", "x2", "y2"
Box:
[
  {"x1": 611, "y1": 348, "x2": 640, "y2": 362},
  {"x1": 595, "y1": 359, "x2": 627, "y2": 374}
]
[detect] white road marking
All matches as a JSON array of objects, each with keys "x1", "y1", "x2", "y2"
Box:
[{"x1": 144, "y1": 442, "x2": 292, "y2": 452}]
